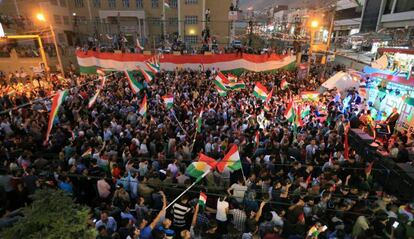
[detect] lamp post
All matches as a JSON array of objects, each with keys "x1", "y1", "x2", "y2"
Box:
[
  {"x1": 36, "y1": 13, "x2": 65, "y2": 77},
  {"x1": 307, "y1": 20, "x2": 319, "y2": 78}
]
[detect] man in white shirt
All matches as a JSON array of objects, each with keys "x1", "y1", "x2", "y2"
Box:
[{"x1": 227, "y1": 178, "x2": 247, "y2": 203}]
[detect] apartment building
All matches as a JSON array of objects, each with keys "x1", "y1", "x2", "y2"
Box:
[{"x1": 1, "y1": 0, "x2": 233, "y2": 48}]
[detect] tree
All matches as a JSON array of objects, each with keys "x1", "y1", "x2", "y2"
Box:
[{"x1": 1, "y1": 189, "x2": 96, "y2": 239}]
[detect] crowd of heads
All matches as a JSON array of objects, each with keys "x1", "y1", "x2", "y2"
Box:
[{"x1": 0, "y1": 66, "x2": 414, "y2": 239}]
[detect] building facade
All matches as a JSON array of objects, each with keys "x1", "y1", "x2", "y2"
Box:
[{"x1": 0, "y1": 0, "x2": 233, "y2": 49}]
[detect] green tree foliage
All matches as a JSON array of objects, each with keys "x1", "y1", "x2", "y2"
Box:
[{"x1": 1, "y1": 189, "x2": 96, "y2": 239}]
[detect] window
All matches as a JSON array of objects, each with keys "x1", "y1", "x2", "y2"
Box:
[
  {"x1": 58, "y1": 33, "x2": 66, "y2": 43},
  {"x1": 79, "y1": 16, "x2": 87, "y2": 24},
  {"x1": 169, "y1": 17, "x2": 178, "y2": 26},
  {"x1": 395, "y1": 0, "x2": 414, "y2": 13},
  {"x1": 136, "y1": 0, "x2": 143, "y2": 8},
  {"x1": 383, "y1": 0, "x2": 394, "y2": 14},
  {"x1": 170, "y1": 0, "x2": 177, "y2": 8},
  {"x1": 74, "y1": 0, "x2": 84, "y2": 7},
  {"x1": 54, "y1": 15, "x2": 62, "y2": 24},
  {"x1": 152, "y1": 0, "x2": 159, "y2": 8},
  {"x1": 59, "y1": 0, "x2": 66, "y2": 7},
  {"x1": 123, "y1": 0, "x2": 130, "y2": 7},
  {"x1": 185, "y1": 16, "x2": 197, "y2": 24},
  {"x1": 108, "y1": 0, "x2": 116, "y2": 8},
  {"x1": 184, "y1": 35, "x2": 198, "y2": 44},
  {"x1": 150, "y1": 17, "x2": 161, "y2": 26},
  {"x1": 63, "y1": 16, "x2": 69, "y2": 25},
  {"x1": 93, "y1": 0, "x2": 101, "y2": 7},
  {"x1": 51, "y1": 0, "x2": 58, "y2": 5},
  {"x1": 185, "y1": 0, "x2": 197, "y2": 4},
  {"x1": 95, "y1": 17, "x2": 101, "y2": 24}
]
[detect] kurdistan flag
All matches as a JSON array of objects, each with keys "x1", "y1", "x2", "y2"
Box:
[
  {"x1": 139, "y1": 95, "x2": 147, "y2": 116},
  {"x1": 215, "y1": 86, "x2": 227, "y2": 96},
  {"x1": 253, "y1": 82, "x2": 268, "y2": 100},
  {"x1": 217, "y1": 144, "x2": 242, "y2": 172},
  {"x1": 125, "y1": 70, "x2": 144, "y2": 94},
  {"x1": 186, "y1": 162, "x2": 212, "y2": 179},
  {"x1": 44, "y1": 90, "x2": 68, "y2": 143},
  {"x1": 162, "y1": 94, "x2": 174, "y2": 110},
  {"x1": 284, "y1": 102, "x2": 295, "y2": 122},
  {"x1": 196, "y1": 109, "x2": 203, "y2": 133},
  {"x1": 88, "y1": 89, "x2": 101, "y2": 109},
  {"x1": 213, "y1": 71, "x2": 230, "y2": 91},
  {"x1": 280, "y1": 79, "x2": 289, "y2": 89},
  {"x1": 227, "y1": 73, "x2": 237, "y2": 82},
  {"x1": 199, "y1": 192, "x2": 207, "y2": 207},
  {"x1": 139, "y1": 68, "x2": 153, "y2": 83},
  {"x1": 228, "y1": 82, "x2": 246, "y2": 90},
  {"x1": 198, "y1": 153, "x2": 217, "y2": 168},
  {"x1": 301, "y1": 91, "x2": 319, "y2": 102}
]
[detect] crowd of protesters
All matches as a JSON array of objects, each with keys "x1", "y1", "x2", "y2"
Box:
[{"x1": 1, "y1": 65, "x2": 414, "y2": 239}]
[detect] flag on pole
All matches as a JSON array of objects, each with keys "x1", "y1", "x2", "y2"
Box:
[
  {"x1": 139, "y1": 95, "x2": 147, "y2": 116},
  {"x1": 301, "y1": 91, "x2": 319, "y2": 102},
  {"x1": 145, "y1": 56, "x2": 160, "y2": 74},
  {"x1": 284, "y1": 102, "x2": 295, "y2": 122},
  {"x1": 44, "y1": 90, "x2": 68, "y2": 143},
  {"x1": 139, "y1": 68, "x2": 153, "y2": 82},
  {"x1": 196, "y1": 109, "x2": 203, "y2": 133},
  {"x1": 264, "y1": 103, "x2": 270, "y2": 112},
  {"x1": 186, "y1": 162, "x2": 212, "y2": 179},
  {"x1": 162, "y1": 94, "x2": 174, "y2": 110},
  {"x1": 199, "y1": 192, "x2": 207, "y2": 207},
  {"x1": 215, "y1": 86, "x2": 227, "y2": 96},
  {"x1": 81, "y1": 148, "x2": 93, "y2": 158},
  {"x1": 295, "y1": 104, "x2": 304, "y2": 127},
  {"x1": 125, "y1": 70, "x2": 144, "y2": 94},
  {"x1": 213, "y1": 72, "x2": 230, "y2": 91},
  {"x1": 227, "y1": 73, "x2": 237, "y2": 82},
  {"x1": 280, "y1": 79, "x2": 289, "y2": 89},
  {"x1": 253, "y1": 82, "x2": 268, "y2": 100},
  {"x1": 198, "y1": 153, "x2": 217, "y2": 168},
  {"x1": 88, "y1": 89, "x2": 101, "y2": 109},
  {"x1": 96, "y1": 68, "x2": 105, "y2": 76},
  {"x1": 254, "y1": 131, "x2": 260, "y2": 147},
  {"x1": 228, "y1": 82, "x2": 246, "y2": 90},
  {"x1": 217, "y1": 145, "x2": 242, "y2": 172},
  {"x1": 301, "y1": 105, "x2": 311, "y2": 119},
  {"x1": 265, "y1": 88, "x2": 273, "y2": 103}
]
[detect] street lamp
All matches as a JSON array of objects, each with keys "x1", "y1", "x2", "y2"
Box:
[
  {"x1": 36, "y1": 13, "x2": 65, "y2": 77},
  {"x1": 307, "y1": 19, "x2": 320, "y2": 78},
  {"x1": 310, "y1": 20, "x2": 319, "y2": 29}
]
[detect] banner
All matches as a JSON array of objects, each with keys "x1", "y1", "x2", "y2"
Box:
[{"x1": 76, "y1": 51, "x2": 296, "y2": 74}]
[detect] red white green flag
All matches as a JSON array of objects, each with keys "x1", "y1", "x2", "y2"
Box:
[
  {"x1": 284, "y1": 102, "x2": 295, "y2": 122},
  {"x1": 215, "y1": 86, "x2": 227, "y2": 96},
  {"x1": 253, "y1": 82, "x2": 268, "y2": 100},
  {"x1": 88, "y1": 89, "x2": 101, "y2": 109},
  {"x1": 301, "y1": 91, "x2": 319, "y2": 102},
  {"x1": 295, "y1": 104, "x2": 304, "y2": 127},
  {"x1": 162, "y1": 94, "x2": 174, "y2": 110},
  {"x1": 139, "y1": 95, "x2": 147, "y2": 116},
  {"x1": 139, "y1": 68, "x2": 153, "y2": 83},
  {"x1": 198, "y1": 153, "x2": 217, "y2": 168},
  {"x1": 227, "y1": 73, "x2": 237, "y2": 82},
  {"x1": 44, "y1": 90, "x2": 68, "y2": 143},
  {"x1": 213, "y1": 71, "x2": 230, "y2": 91},
  {"x1": 199, "y1": 192, "x2": 207, "y2": 207},
  {"x1": 280, "y1": 79, "x2": 289, "y2": 89},
  {"x1": 265, "y1": 88, "x2": 273, "y2": 103},
  {"x1": 254, "y1": 131, "x2": 260, "y2": 147},
  {"x1": 186, "y1": 162, "x2": 212, "y2": 179},
  {"x1": 125, "y1": 70, "x2": 144, "y2": 94},
  {"x1": 196, "y1": 109, "x2": 204, "y2": 133},
  {"x1": 217, "y1": 145, "x2": 242, "y2": 172},
  {"x1": 145, "y1": 55, "x2": 160, "y2": 74},
  {"x1": 264, "y1": 103, "x2": 271, "y2": 112}
]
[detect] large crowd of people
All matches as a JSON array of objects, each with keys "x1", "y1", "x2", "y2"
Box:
[{"x1": 0, "y1": 65, "x2": 414, "y2": 239}]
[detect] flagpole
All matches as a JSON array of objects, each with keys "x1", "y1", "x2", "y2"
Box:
[
  {"x1": 166, "y1": 170, "x2": 210, "y2": 209},
  {"x1": 170, "y1": 109, "x2": 191, "y2": 138}
]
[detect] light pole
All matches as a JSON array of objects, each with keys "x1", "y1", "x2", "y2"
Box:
[
  {"x1": 36, "y1": 13, "x2": 65, "y2": 77},
  {"x1": 307, "y1": 19, "x2": 319, "y2": 78}
]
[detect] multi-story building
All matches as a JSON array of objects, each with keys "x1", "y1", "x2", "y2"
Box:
[{"x1": 0, "y1": 0, "x2": 233, "y2": 49}]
